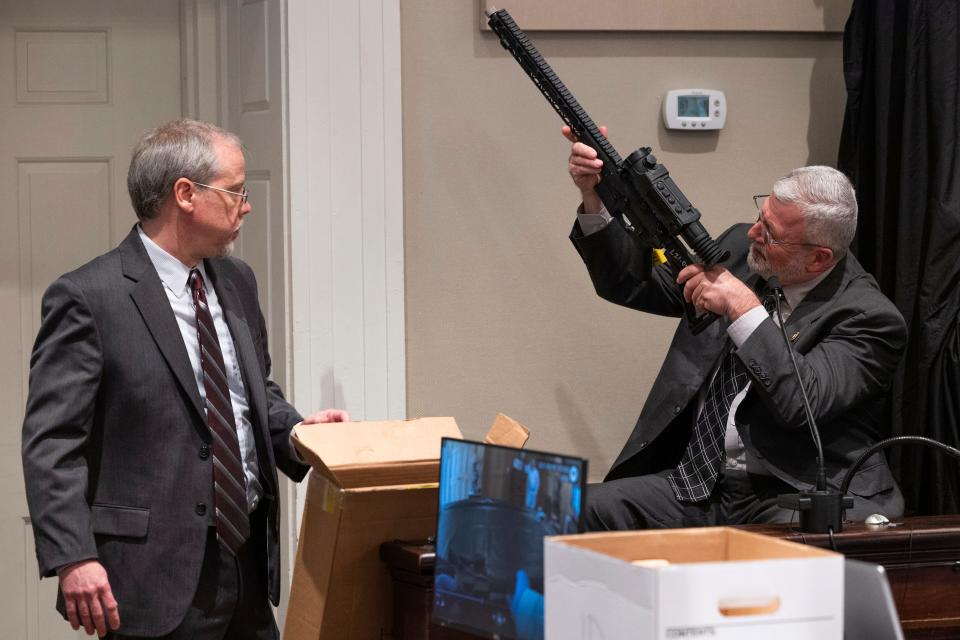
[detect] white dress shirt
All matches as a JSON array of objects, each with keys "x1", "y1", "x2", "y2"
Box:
[{"x1": 138, "y1": 226, "x2": 263, "y2": 513}]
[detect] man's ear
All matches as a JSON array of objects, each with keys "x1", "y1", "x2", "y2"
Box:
[
  {"x1": 808, "y1": 246, "x2": 835, "y2": 273},
  {"x1": 173, "y1": 178, "x2": 197, "y2": 212}
]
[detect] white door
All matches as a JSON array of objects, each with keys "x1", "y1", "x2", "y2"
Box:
[{"x1": 0, "y1": 1, "x2": 182, "y2": 637}]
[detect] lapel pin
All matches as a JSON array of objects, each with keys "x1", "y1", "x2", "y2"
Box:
[{"x1": 790, "y1": 331, "x2": 800, "y2": 343}]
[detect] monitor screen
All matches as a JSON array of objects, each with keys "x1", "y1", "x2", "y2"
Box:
[{"x1": 432, "y1": 438, "x2": 587, "y2": 640}]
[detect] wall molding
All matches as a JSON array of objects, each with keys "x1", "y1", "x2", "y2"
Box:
[
  {"x1": 286, "y1": 0, "x2": 406, "y2": 534},
  {"x1": 180, "y1": 0, "x2": 223, "y2": 122},
  {"x1": 479, "y1": 0, "x2": 852, "y2": 32}
]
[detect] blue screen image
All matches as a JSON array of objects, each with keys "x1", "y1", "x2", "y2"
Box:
[{"x1": 433, "y1": 439, "x2": 585, "y2": 640}]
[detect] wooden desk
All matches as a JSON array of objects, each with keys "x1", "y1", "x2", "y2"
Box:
[
  {"x1": 379, "y1": 540, "x2": 474, "y2": 639},
  {"x1": 382, "y1": 516, "x2": 960, "y2": 639},
  {"x1": 737, "y1": 515, "x2": 960, "y2": 638}
]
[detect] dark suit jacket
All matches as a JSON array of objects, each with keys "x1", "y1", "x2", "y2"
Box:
[
  {"x1": 21, "y1": 226, "x2": 310, "y2": 636},
  {"x1": 571, "y1": 221, "x2": 907, "y2": 510}
]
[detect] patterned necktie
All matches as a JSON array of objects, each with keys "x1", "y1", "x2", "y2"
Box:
[
  {"x1": 189, "y1": 269, "x2": 249, "y2": 553},
  {"x1": 668, "y1": 347, "x2": 748, "y2": 502},
  {"x1": 762, "y1": 287, "x2": 780, "y2": 315}
]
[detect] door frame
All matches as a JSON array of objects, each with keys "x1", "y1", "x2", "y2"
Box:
[{"x1": 181, "y1": 0, "x2": 407, "y2": 623}]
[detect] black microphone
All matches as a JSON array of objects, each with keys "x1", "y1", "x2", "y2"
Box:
[{"x1": 766, "y1": 276, "x2": 853, "y2": 533}]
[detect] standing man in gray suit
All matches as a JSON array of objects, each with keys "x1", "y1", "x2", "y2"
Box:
[
  {"x1": 22, "y1": 119, "x2": 347, "y2": 638},
  {"x1": 564, "y1": 127, "x2": 907, "y2": 530}
]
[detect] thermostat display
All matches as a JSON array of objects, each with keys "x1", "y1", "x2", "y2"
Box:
[{"x1": 663, "y1": 89, "x2": 726, "y2": 130}]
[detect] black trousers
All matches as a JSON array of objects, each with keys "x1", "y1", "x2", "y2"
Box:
[
  {"x1": 110, "y1": 505, "x2": 277, "y2": 640},
  {"x1": 584, "y1": 469, "x2": 898, "y2": 531}
]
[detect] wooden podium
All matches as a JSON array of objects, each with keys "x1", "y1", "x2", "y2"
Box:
[{"x1": 381, "y1": 515, "x2": 960, "y2": 639}]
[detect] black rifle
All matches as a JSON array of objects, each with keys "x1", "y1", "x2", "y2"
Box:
[{"x1": 487, "y1": 8, "x2": 729, "y2": 334}]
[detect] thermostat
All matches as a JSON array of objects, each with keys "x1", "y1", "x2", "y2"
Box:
[{"x1": 663, "y1": 89, "x2": 726, "y2": 130}]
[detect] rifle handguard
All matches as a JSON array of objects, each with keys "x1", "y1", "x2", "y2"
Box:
[{"x1": 488, "y1": 8, "x2": 728, "y2": 334}]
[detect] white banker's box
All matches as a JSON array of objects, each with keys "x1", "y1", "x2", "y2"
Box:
[{"x1": 545, "y1": 527, "x2": 843, "y2": 639}]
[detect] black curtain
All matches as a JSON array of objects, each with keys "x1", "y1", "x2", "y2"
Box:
[{"x1": 838, "y1": 0, "x2": 960, "y2": 515}]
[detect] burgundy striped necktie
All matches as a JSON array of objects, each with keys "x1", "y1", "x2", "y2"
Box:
[{"x1": 189, "y1": 269, "x2": 250, "y2": 554}]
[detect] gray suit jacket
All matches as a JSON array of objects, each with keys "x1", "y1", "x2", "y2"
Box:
[
  {"x1": 571, "y1": 221, "x2": 907, "y2": 509},
  {"x1": 22, "y1": 226, "x2": 309, "y2": 636}
]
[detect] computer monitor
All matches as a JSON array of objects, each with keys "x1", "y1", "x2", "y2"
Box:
[
  {"x1": 431, "y1": 438, "x2": 587, "y2": 640},
  {"x1": 844, "y1": 559, "x2": 904, "y2": 640}
]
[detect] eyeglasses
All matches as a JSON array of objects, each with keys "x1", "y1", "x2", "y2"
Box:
[
  {"x1": 193, "y1": 181, "x2": 249, "y2": 204},
  {"x1": 752, "y1": 194, "x2": 823, "y2": 248}
]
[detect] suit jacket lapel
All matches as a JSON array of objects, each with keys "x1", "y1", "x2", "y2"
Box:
[
  {"x1": 781, "y1": 258, "x2": 851, "y2": 349},
  {"x1": 120, "y1": 227, "x2": 206, "y2": 421}
]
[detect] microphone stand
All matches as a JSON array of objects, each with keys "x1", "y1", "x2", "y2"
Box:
[{"x1": 767, "y1": 277, "x2": 853, "y2": 533}]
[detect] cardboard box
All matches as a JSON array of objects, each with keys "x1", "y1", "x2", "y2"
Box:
[
  {"x1": 545, "y1": 527, "x2": 843, "y2": 640},
  {"x1": 284, "y1": 414, "x2": 529, "y2": 640}
]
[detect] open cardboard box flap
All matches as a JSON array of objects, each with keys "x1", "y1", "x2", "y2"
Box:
[
  {"x1": 292, "y1": 416, "x2": 460, "y2": 489},
  {"x1": 483, "y1": 412, "x2": 530, "y2": 448},
  {"x1": 291, "y1": 413, "x2": 530, "y2": 489}
]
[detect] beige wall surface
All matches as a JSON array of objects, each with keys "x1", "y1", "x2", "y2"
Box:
[
  {"x1": 478, "y1": 0, "x2": 853, "y2": 32},
  {"x1": 402, "y1": 0, "x2": 846, "y2": 480}
]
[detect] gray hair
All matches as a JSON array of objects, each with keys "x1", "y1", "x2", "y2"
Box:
[
  {"x1": 127, "y1": 119, "x2": 242, "y2": 220},
  {"x1": 771, "y1": 165, "x2": 857, "y2": 260}
]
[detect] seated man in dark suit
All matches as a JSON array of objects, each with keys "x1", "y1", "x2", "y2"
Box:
[{"x1": 564, "y1": 126, "x2": 906, "y2": 530}]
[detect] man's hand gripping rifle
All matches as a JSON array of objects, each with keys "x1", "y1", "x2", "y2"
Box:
[{"x1": 487, "y1": 9, "x2": 729, "y2": 334}]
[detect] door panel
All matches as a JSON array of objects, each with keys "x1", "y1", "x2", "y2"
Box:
[{"x1": 0, "y1": 1, "x2": 182, "y2": 637}]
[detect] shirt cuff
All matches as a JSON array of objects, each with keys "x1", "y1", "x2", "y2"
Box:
[
  {"x1": 576, "y1": 205, "x2": 613, "y2": 235},
  {"x1": 289, "y1": 422, "x2": 306, "y2": 463},
  {"x1": 727, "y1": 305, "x2": 768, "y2": 348}
]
